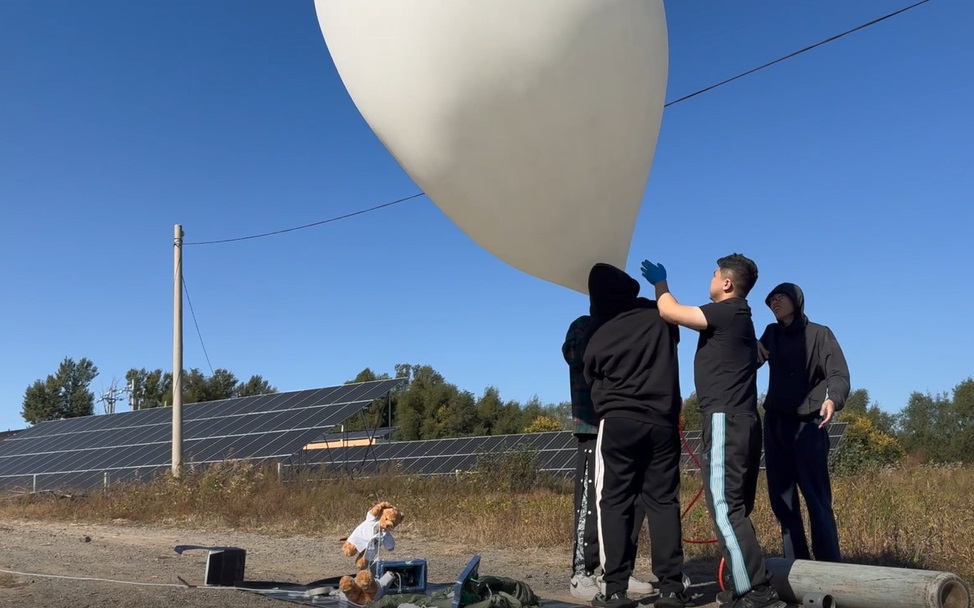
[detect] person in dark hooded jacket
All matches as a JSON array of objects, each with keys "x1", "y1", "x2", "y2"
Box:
[
  {"x1": 758, "y1": 282, "x2": 850, "y2": 563},
  {"x1": 582, "y1": 263, "x2": 688, "y2": 608}
]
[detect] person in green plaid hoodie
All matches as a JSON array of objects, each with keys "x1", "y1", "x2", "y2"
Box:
[{"x1": 564, "y1": 314, "x2": 654, "y2": 601}]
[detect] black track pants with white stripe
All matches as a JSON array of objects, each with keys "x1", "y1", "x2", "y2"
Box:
[
  {"x1": 701, "y1": 411, "x2": 771, "y2": 596},
  {"x1": 573, "y1": 434, "x2": 602, "y2": 574},
  {"x1": 573, "y1": 434, "x2": 650, "y2": 575},
  {"x1": 595, "y1": 417, "x2": 684, "y2": 597}
]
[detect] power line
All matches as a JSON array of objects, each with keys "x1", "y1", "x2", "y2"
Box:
[
  {"x1": 663, "y1": 0, "x2": 932, "y2": 107},
  {"x1": 181, "y1": 276, "x2": 214, "y2": 375},
  {"x1": 184, "y1": 0, "x2": 932, "y2": 246},
  {"x1": 184, "y1": 192, "x2": 425, "y2": 245}
]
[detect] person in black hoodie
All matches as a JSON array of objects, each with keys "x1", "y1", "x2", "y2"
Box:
[
  {"x1": 582, "y1": 263, "x2": 688, "y2": 608},
  {"x1": 563, "y1": 312, "x2": 656, "y2": 600},
  {"x1": 758, "y1": 283, "x2": 850, "y2": 563}
]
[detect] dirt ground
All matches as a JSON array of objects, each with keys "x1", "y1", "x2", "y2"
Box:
[{"x1": 0, "y1": 519, "x2": 724, "y2": 608}]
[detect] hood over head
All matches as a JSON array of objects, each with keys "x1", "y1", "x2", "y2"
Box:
[
  {"x1": 765, "y1": 282, "x2": 807, "y2": 329},
  {"x1": 588, "y1": 263, "x2": 640, "y2": 320}
]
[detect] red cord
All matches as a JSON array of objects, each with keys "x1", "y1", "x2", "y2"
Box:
[
  {"x1": 678, "y1": 414, "x2": 717, "y2": 546},
  {"x1": 677, "y1": 412, "x2": 725, "y2": 590}
]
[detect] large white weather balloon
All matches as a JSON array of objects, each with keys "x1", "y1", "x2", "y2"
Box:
[{"x1": 314, "y1": 0, "x2": 668, "y2": 294}]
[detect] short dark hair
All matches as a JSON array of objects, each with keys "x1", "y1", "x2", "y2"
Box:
[{"x1": 717, "y1": 253, "x2": 758, "y2": 297}]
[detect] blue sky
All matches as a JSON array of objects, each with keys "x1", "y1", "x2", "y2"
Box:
[{"x1": 1, "y1": 1, "x2": 971, "y2": 432}]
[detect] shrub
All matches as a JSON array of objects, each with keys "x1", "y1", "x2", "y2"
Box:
[{"x1": 831, "y1": 413, "x2": 905, "y2": 476}]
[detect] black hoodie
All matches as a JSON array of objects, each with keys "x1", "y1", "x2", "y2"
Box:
[
  {"x1": 581, "y1": 263, "x2": 682, "y2": 428},
  {"x1": 758, "y1": 282, "x2": 851, "y2": 418}
]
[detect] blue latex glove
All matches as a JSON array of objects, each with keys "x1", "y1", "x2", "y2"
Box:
[{"x1": 640, "y1": 260, "x2": 667, "y2": 285}]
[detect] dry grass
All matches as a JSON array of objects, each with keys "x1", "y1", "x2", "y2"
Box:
[{"x1": 1, "y1": 458, "x2": 971, "y2": 583}]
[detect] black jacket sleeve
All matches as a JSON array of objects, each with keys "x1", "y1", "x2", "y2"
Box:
[
  {"x1": 819, "y1": 326, "x2": 851, "y2": 411},
  {"x1": 757, "y1": 324, "x2": 772, "y2": 368}
]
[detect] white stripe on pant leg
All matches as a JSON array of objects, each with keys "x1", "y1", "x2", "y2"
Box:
[
  {"x1": 709, "y1": 413, "x2": 751, "y2": 595},
  {"x1": 594, "y1": 418, "x2": 606, "y2": 577},
  {"x1": 575, "y1": 450, "x2": 589, "y2": 573}
]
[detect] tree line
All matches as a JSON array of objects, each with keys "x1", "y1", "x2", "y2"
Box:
[
  {"x1": 20, "y1": 357, "x2": 276, "y2": 424},
  {"x1": 18, "y1": 358, "x2": 570, "y2": 437},
  {"x1": 679, "y1": 379, "x2": 974, "y2": 472},
  {"x1": 18, "y1": 357, "x2": 974, "y2": 471}
]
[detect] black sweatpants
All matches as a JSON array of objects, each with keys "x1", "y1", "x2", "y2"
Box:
[
  {"x1": 595, "y1": 418, "x2": 684, "y2": 597},
  {"x1": 573, "y1": 434, "x2": 647, "y2": 575},
  {"x1": 764, "y1": 411, "x2": 841, "y2": 562},
  {"x1": 700, "y1": 411, "x2": 770, "y2": 597}
]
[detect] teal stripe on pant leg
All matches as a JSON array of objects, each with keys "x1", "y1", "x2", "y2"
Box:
[{"x1": 709, "y1": 413, "x2": 751, "y2": 595}]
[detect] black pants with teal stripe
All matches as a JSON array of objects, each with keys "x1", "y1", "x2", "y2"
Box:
[{"x1": 701, "y1": 411, "x2": 770, "y2": 596}]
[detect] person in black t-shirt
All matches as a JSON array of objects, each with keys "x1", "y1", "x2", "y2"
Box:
[{"x1": 640, "y1": 254, "x2": 786, "y2": 608}]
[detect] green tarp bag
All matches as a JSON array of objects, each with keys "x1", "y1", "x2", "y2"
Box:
[{"x1": 368, "y1": 575, "x2": 539, "y2": 608}]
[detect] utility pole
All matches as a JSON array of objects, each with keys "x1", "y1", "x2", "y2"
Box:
[{"x1": 172, "y1": 224, "x2": 183, "y2": 476}]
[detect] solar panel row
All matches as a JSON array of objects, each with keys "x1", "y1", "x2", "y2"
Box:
[
  {"x1": 287, "y1": 422, "x2": 848, "y2": 478},
  {"x1": 0, "y1": 378, "x2": 405, "y2": 492}
]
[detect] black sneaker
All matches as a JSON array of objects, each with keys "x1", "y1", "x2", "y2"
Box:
[
  {"x1": 655, "y1": 591, "x2": 691, "y2": 608},
  {"x1": 729, "y1": 586, "x2": 787, "y2": 608},
  {"x1": 592, "y1": 591, "x2": 638, "y2": 608},
  {"x1": 715, "y1": 590, "x2": 734, "y2": 607}
]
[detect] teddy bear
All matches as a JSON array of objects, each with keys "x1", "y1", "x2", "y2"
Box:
[
  {"x1": 341, "y1": 501, "x2": 404, "y2": 570},
  {"x1": 339, "y1": 569, "x2": 380, "y2": 606}
]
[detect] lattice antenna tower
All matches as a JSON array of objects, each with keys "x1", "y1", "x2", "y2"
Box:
[{"x1": 97, "y1": 378, "x2": 133, "y2": 415}]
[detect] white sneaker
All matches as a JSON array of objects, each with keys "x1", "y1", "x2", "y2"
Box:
[
  {"x1": 628, "y1": 577, "x2": 655, "y2": 594},
  {"x1": 570, "y1": 573, "x2": 601, "y2": 600}
]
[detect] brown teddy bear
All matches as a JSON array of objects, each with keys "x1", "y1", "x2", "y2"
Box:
[
  {"x1": 341, "y1": 501, "x2": 404, "y2": 570},
  {"x1": 339, "y1": 569, "x2": 379, "y2": 606}
]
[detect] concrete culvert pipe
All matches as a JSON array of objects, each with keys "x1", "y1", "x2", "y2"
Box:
[
  {"x1": 803, "y1": 591, "x2": 836, "y2": 608},
  {"x1": 767, "y1": 558, "x2": 970, "y2": 608}
]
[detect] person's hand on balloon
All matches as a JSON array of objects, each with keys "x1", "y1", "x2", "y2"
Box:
[{"x1": 640, "y1": 260, "x2": 667, "y2": 285}]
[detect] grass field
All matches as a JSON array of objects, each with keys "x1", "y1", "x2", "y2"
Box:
[{"x1": 1, "y1": 457, "x2": 971, "y2": 583}]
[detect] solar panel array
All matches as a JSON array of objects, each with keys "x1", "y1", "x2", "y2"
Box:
[
  {"x1": 289, "y1": 422, "x2": 848, "y2": 478},
  {"x1": 0, "y1": 378, "x2": 404, "y2": 492}
]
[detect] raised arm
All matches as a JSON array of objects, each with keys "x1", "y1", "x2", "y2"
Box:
[{"x1": 641, "y1": 261, "x2": 708, "y2": 331}]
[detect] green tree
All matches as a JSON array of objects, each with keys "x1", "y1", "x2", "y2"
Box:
[
  {"x1": 948, "y1": 378, "x2": 974, "y2": 462},
  {"x1": 340, "y1": 363, "x2": 573, "y2": 440},
  {"x1": 897, "y1": 377, "x2": 974, "y2": 464},
  {"x1": 236, "y1": 375, "x2": 277, "y2": 397},
  {"x1": 126, "y1": 367, "x2": 173, "y2": 409},
  {"x1": 548, "y1": 401, "x2": 573, "y2": 431},
  {"x1": 681, "y1": 393, "x2": 701, "y2": 431},
  {"x1": 896, "y1": 390, "x2": 955, "y2": 462},
  {"x1": 22, "y1": 357, "x2": 99, "y2": 424},
  {"x1": 844, "y1": 388, "x2": 870, "y2": 414},
  {"x1": 473, "y1": 386, "x2": 505, "y2": 435},
  {"x1": 393, "y1": 365, "x2": 448, "y2": 440},
  {"x1": 842, "y1": 388, "x2": 897, "y2": 435},
  {"x1": 126, "y1": 367, "x2": 276, "y2": 409}
]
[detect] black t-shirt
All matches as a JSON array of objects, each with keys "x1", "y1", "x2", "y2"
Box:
[{"x1": 693, "y1": 297, "x2": 759, "y2": 415}]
